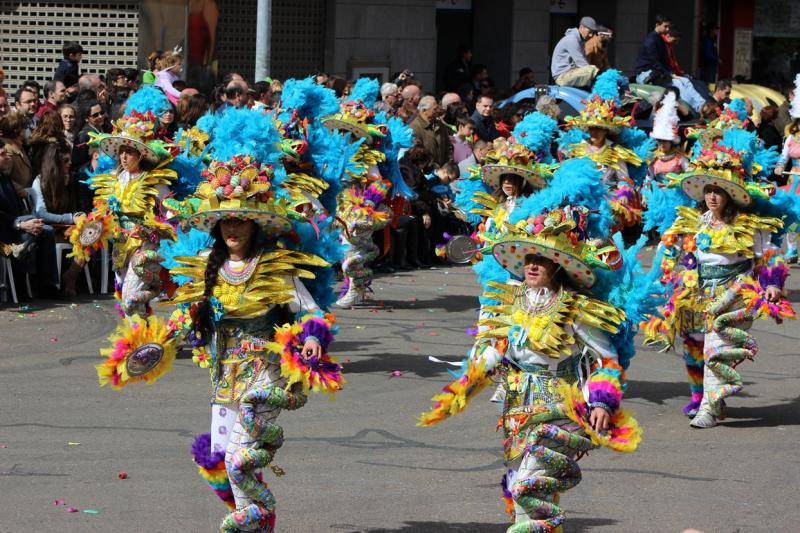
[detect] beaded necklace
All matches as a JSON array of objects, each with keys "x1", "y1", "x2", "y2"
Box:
[{"x1": 219, "y1": 256, "x2": 258, "y2": 285}]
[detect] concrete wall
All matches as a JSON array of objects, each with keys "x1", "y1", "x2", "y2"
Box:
[
  {"x1": 326, "y1": 0, "x2": 437, "y2": 90},
  {"x1": 614, "y1": 0, "x2": 649, "y2": 76},
  {"x1": 510, "y1": 0, "x2": 550, "y2": 85}
]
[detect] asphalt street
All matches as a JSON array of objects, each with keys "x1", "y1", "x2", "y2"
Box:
[{"x1": 1, "y1": 258, "x2": 799, "y2": 532}]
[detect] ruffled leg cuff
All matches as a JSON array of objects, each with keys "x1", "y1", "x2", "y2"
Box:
[{"x1": 558, "y1": 382, "x2": 641, "y2": 453}]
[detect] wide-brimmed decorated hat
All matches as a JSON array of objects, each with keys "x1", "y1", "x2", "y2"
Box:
[
  {"x1": 564, "y1": 95, "x2": 633, "y2": 135},
  {"x1": 480, "y1": 138, "x2": 555, "y2": 190},
  {"x1": 491, "y1": 206, "x2": 619, "y2": 289},
  {"x1": 91, "y1": 110, "x2": 176, "y2": 165},
  {"x1": 321, "y1": 101, "x2": 387, "y2": 145},
  {"x1": 679, "y1": 143, "x2": 755, "y2": 207},
  {"x1": 184, "y1": 155, "x2": 292, "y2": 235}
]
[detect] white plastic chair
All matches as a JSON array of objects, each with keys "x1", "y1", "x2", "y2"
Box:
[
  {"x1": 0, "y1": 257, "x2": 32, "y2": 304},
  {"x1": 55, "y1": 243, "x2": 93, "y2": 294}
]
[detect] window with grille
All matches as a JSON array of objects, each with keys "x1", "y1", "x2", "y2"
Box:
[
  {"x1": 271, "y1": 0, "x2": 326, "y2": 80},
  {"x1": 0, "y1": 1, "x2": 139, "y2": 94},
  {"x1": 215, "y1": 0, "x2": 258, "y2": 80}
]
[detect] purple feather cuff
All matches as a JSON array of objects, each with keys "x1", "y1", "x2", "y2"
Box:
[{"x1": 298, "y1": 316, "x2": 335, "y2": 350}]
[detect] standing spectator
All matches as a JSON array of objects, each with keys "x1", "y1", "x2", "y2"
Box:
[
  {"x1": 0, "y1": 139, "x2": 59, "y2": 298},
  {"x1": 0, "y1": 112, "x2": 33, "y2": 197},
  {"x1": 398, "y1": 84, "x2": 421, "y2": 123},
  {"x1": 250, "y1": 80, "x2": 271, "y2": 110},
  {"x1": 550, "y1": 17, "x2": 599, "y2": 89},
  {"x1": 177, "y1": 94, "x2": 210, "y2": 129},
  {"x1": 458, "y1": 139, "x2": 490, "y2": 177},
  {"x1": 441, "y1": 92, "x2": 462, "y2": 111},
  {"x1": 495, "y1": 103, "x2": 523, "y2": 138},
  {"x1": 376, "y1": 82, "x2": 400, "y2": 114},
  {"x1": 471, "y1": 95, "x2": 499, "y2": 142},
  {"x1": 444, "y1": 45, "x2": 472, "y2": 91},
  {"x1": 157, "y1": 103, "x2": 178, "y2": 140},
  {"x1": 123, "y1": 68, "x2": 140, "y2": 89},
  {"x1": 72, "y1": 100, "x2": 106, "y2": 170},
  {"x1": 0, "y1": 93, "x2": 9, "y2": 119},
  {"x1": 451, "y1": 116, "x2": 474, "y2": 163},
  {"x1": 757, "y1": 105, "x2": 782, "y2": 150},
  {"x1": 700, "y1": 25, "x2": 720, "y2": 83},
  {"x1": 78, "y1": 74, "x2": 108, "y2": 108},
  {"x1": 712, "y1": 78, "x2": 732, "y2": 106},
  {"x1": 511, "y1": 67, "x2": 536, "y2": 93},
  {"x1": 53, "y1": 41, "x2": 84, "y2": 96},
  {"x1": 471, "y1": 64, "x2": 489, "y2": 94},
  {"x1": 28, "y1": 110, "x2": 67, "y2": 178},
  {"x1": 586, "y1": 27, "x2": 613, "y2": 72},
  {"x1": 14, "y1": 86, "x2": 38, "y2": 122},
  {"x1": 35, "y1": 80, "x2": 66, "y2": 119},
  {"x1": 635, "y1": 15, "x2": 673, "y2": 87},
  {"x1": 410, "y1": 96, "x2": 452, "y2": 166},
  {"x1": 58, "y1": 103, "x2": 78, "y2": 150}
]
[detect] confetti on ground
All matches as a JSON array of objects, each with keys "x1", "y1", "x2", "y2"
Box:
[
  {"x1": 390, "y1": 370, "x2": 402, "y2": 377},
  {"x1": 50, "y1": 337, "x2": 58, "y2": 343},
  {"x1": 82, "y1": 509, "x2": 99, "y2": 515},
  {"x1": 355, "y1": 326, "x2": 364, "y2": 329},
  {"x1": 117, "y1": 471, "x2": 128, "y2": 479},
  {"x1": 408, "y1": 297, "x2": 417, "y2": 302},
  {"x1": 66, "y1": 507, "x2": 79, "y2": 513},
  {"x1": 428, "y1": 331, "x2": 439, "y2": 336},
  {"x1": 66, "y1": 442, "x2": 81, "y2": 446},
  {"x1": 53, "y1": 500, "x2": 64, "y2": 506}
]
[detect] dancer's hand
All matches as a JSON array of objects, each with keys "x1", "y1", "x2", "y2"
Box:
[
  {"x1": 301, "y1": 338, "x2": 322, "y2": 359},
  {"x1": 764, "y1": 285, "x2": 782, "y2": 303},
  {"x1": 589, "y1": 407, "x2": 610, "y2": 433}
]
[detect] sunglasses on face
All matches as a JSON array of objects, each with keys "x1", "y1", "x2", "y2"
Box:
[{"x1": 90, "y1": 111, "x2": 105, "y2": 118}]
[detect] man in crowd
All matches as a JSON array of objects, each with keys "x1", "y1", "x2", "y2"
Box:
[
  {"x1": 712, "y1": 78, "x2": 732, "y2": 106},
  {"x1": 14, "y1": 86, "x2": 38, "y2": 120},
  {"x1": 53, "y1": 41, "x2": 84, "y2": 96},
  {"x1": 0, "y1": 94, "x2": 9, "y2": 119},
  {"x1": 250, "y1": 80, "x2": 271, "y2": 110},
  {"x1": 635, "y1": 15, "x2": 672, "y2": 86},
  {"x1": 410, "y1": 96, "x2": 452, "y2": 166},
  {"x1": 376, "y1": 82, "x2": 401, "y2": 114},
  {"x1": 550, "y1": 16, "x2": 599, "y2": 89},
  {"x1": 511, "y1": 67, "x2": 536, "y2": 94},
  {"x1": 399, "y1": 84, "x2": 421, "y2": 123},
  {"x1": 79, "y1": 74, "x2": 108, "y2": 106},
  {"x1": 471, "y1": 94, "x2": 499, "y2": 142},
  {"x1": 444, "y1": 45, "x2": 472, "y2": 91},
  {"x1": 35, "y1": 80, "x2": 66, "y2": 119},
  {"x1": 458, "y1": 139, "x2": 489, "y2": 177}
]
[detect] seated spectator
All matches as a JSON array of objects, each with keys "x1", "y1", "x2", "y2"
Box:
[
  {"x1": 410, "y1": 96, "x2": 452, "y2": 166},
  {"x1": 471, "y1": 95, "x2": 499, "y2": 142},
  {"x1": 452, "y1": 116, "x2": 474, "y2": 163},
  {"x1": 458, "y1": 138, "x2": 490, "y2": 177},
  {"x1": 635, "y1": 15, "x2": 673, "y2": 87},
  {"x1": 511, "y1": 67, "x2": 536, "y2": 94},
  {"x1": 712, "y1": 78, "x2": 732, "y2": 106},
  {"x1": 0, "y1": 112, "x2": 32, "y2": 197},
  {"x1": 29, "y1": 143, "x2": 85, "y2": 297},
  {"x1": 53, "y1": 41, "x2": 84, "y2": 96},
  {"x1": 28, "y1": 110, "x2": 68, "y2": 177},
  {"x1": 58, "y1": 103, "x2": 77, "y2": 149},
  {"x1": 757, "y1": 105, "x2": 781, "y2": 150},
  {"x1": 551, "y1": 17, "x2": 599, "y2": 89},
  {"x1": 0, "y1": 139, "x2": 59, "y2": 298},
  {"x1": 586, "y1": 27, "x2": 613, "y2": 71}
]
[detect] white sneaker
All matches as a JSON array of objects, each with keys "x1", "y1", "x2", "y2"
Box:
[
  {"x1": 335, "y1": 286, "x2": 363, "y2": 308},
  {"x1": 689, "y1": 409, "x2": 718, "y2": 428}
]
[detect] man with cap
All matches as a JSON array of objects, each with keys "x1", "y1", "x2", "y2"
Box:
[
  {"x1": 53, "y1": 41, "x2": 84, "y2": 96},
  {"x1": 550, "y1": 16, "x2": 600, "y2": 89}
]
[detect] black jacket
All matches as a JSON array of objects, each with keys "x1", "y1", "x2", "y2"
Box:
[
  {"x1": 53, "y1": 58, "x2": 80, "y2": 88},
  {"x1": 471, "y1": 110, "x2": 500, "y2": 142},
  {"x1": 0, "y1": 173, "x2": 28, "y2": 243},
  {"x1": 636, "y1": 31, "x2": 671, "y2": 78}
]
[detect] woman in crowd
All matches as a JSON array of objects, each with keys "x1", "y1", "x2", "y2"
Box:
[
  {"x1": 0, "y1": 111, "x2": 32, "y2": 196},
  {"x1": 58, "y1": 103, "x2": 78, "y2": 149},
  {"x1": 28, "y1": 110, "x2": 68, "y2": 177}
]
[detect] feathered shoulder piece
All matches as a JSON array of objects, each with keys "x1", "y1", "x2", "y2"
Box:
[
  {"x1": 167, "y1": 249, "x2": 329, "y2": 318},
  {"x1": 476, "y1": 283, "x2": 624, "y2": 359},
  {"x1": 90, "y1": 167, "x2": 176, "y2": 219},
  {"x1": 664, "y1": 206, "x2": 783, "y2": 257},
  {"x1": 566, "y1": 141, "x2": 642, "y2": 169}
]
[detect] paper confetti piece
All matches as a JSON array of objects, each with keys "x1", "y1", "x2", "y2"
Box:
[
  {"x1": 82, "y1": 509, "x2": 99, "y2": 515},
  {"x1": 428, "y1": 331, "x2": 439, "y2": 337},
  {"x1": 355, "y1": 326, "x2": 364, "y2": 329},
  {"x1": 53, "y1": 499, "x2": 65, "y2": 506},
  {"x1": 118, "y1": 472, "x2": 128, "y2": 479},
  {"x1": 66, "y1": 507, "x2": 79, "y2": 513},
  {"x1": 390, "y1": 370, "x2": 402, "y2": 377},
  {"x1": 50, "y1": 337, "x2": 58, "y2": 343},
  {"x1": 66, "y1": 442, "x2": 81, "y2": 446}
]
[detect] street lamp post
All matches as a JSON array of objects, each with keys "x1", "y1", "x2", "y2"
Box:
[{"x1": 255, "y1": 0, "x2": 272, "y2": 81}]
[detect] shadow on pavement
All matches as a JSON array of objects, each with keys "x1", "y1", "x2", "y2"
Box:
[
  {"x1": 359, "y1": 517, "x2": 617, "y2": 532},
  {"x1": 625, "y1": 380, "x2": 688, "y2": 405},
  {"x1": 721, "y1": 394, "x2": 800, "y2": 427},
  {"x1": 370, "y1": 294, "x2": 479, "y2": 313},
  {"x1": 342, "y1": 352, "x2": 457, "y2": 377}
]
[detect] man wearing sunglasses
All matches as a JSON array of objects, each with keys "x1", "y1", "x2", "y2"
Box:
[{"x1": 73, "y1": 100, "x2": 108, "y2": 170}]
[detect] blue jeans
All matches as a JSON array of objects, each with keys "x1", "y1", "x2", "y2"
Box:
[{"x1": 636, "y1": 70, "x2": 708, "y2": 113}]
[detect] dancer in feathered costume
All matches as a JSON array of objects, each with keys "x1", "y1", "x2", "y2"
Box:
[
  {"x1": 643, "y1": 127, "x2": 796, "y2": 427},
  {"x1": 774, "y1": 73, "x2": 800, "y2": 262},
  {"x1": 322, "y1": 78, "x2": 394, "y2": 307},
  {"x1": 173, "y1": 109, "x2": 344, "y2": 531},
  {"x1": 419, "y1": 199, "x2": 647, "y2": 532},
  {"x1": 561, "y1": 70, "x2": 653, "y2": 231},
  {"x1": 647, "y1": 91, "x2": 688, "y2": 185},
  {"x1": 73, "y1": 108, "x2": 179, "y2": 318}
]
